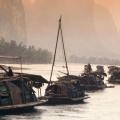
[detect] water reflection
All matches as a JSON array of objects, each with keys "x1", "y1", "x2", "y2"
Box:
[{"x1": 1, "y1": 108, "x2": 45, "y2": 120}]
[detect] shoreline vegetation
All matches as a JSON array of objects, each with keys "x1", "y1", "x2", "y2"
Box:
[
  {"x1": 0, "y1": 39, "x2": 120, "y2": 65},
  {"x1": 68, "y1": 55, "x2": 120, "y2": 65},
  {"x1": 0, "y1": 39, "x2": 52, "y2": 64}
]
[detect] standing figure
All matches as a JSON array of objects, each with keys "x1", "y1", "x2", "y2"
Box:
[
  {"x1": 0, "y1": 65, "x2": 13, "y2": 77},
  {"x1": 87, "y1": 63, "x2": 92, "y2": 73},
  {"x1": 7, "y1": 67, "x2": 13, "y2": 76}
]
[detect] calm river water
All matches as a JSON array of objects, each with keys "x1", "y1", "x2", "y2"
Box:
[{"x1": 0, "y1": 63, "x2": 120, "y2": 120}]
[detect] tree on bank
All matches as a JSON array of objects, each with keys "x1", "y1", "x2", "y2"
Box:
[
  {"x1": 0, "y1": 39, "x2": 52, "y2": 64},
  {"x1": 68, "y1": 55, "x2": 120, "y2": 65}
]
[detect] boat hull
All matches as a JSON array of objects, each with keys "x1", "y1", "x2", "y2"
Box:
[
  {"x1": 83, "y1": 85, "x2": 107, "y2": 90},
  {"x1": 108, "y1": 79, "x2": 120, "y2": 84},
  {"x1": 81, "y1": 84, "x2": 114, "y2": 90},
  {"x1": 79, "y1": 83, "x2": 107, "y2": 90},
  {"x1": 0, "y1": 101, "x2": 42, "y2": 115},
  {"x1": 40, "y1": 96, "x2": 89, "y2": 105}
]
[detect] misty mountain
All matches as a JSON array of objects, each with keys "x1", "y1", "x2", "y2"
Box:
[
  {"x1": 95, "y1": 0, "x2": 120, "y2": 31},
  {"x1": 23, "y1": 0, "x2": 120, "y2": 59},
  {"x1": 0, "y1": 0, "x2": 27, "y2": 44},
  {"x1": 94, "y1": 3, "x2": 119, "y2": 55}
]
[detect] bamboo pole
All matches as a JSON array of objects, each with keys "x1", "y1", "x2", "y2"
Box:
[{"x1": 49, "y1": 17, "x2": 61, "y2": 84}]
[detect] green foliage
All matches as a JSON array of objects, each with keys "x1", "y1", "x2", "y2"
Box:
[{"x1": 0, "y1": 39, "x2": 52, "y2": 64}]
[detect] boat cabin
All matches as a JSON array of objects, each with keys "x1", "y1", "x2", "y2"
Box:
[
  {"x1": 0, "y1": 77, "x2": 37, "y2": 106},
  {"x1": 108, "y1": 71, "x2": 120, "y2": 83},
  {"x1": 45, "y1": 81, "x2": 85, "y2": 98},
  {"x1": 96, "y1": 66, "x2": 105, "y2": 73},
  {"x1": 0, "y1": 74, "x2": 49, "y2": 114},
  {"x1": 108, "y1": 66, "x2": 120, "y2": 74}
]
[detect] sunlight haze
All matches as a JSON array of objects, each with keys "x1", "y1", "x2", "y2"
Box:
[{"x1": 0, "y1": 0, "x2": 120, "y2": 60}]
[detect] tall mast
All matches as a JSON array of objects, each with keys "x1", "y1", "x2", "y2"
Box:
[
  {"x1": 49, "y1": 16, "x2": 69, "y2": 84},
  {"x1": 59, "y1": 17, "x2": 69, "y2": 76}
]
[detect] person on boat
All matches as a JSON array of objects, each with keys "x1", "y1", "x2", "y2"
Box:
[
  {"x1": 7, "y1": 66, "x2": 13, "y2": 76},
  {"x1": 0, "y1": 65, "x2": 13, "y2": 77},
  {"x1": 87, "y1": 63, "x2": 92, "y2": 73}
]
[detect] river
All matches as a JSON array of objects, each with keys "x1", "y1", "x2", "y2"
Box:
[{"x1": 0, "y1": 63, "x2": 120, "y2": 120}]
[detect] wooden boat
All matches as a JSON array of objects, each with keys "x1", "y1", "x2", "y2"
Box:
[
  {"x1": 40, "y1": 17, "x2": 89, "y2": 105},
  {"x1": 58, "y1": 65, "x2": 114, "y2": 90},
  {"x1": 40, "y1": 81, "x2": 89, "y2": 105},
  {"x1": 0, "y1": 56, "x2": 49, "y2": 114},
  {"x1": 108, "y1": 66, "x2": 119, "y2": 74},
  {"x1": 80, "y1": 65, "x2": 109, "y2": 90},
  {"x1": 0, "y1": 76, "x2": 46, "y2": 114},
  {"x1": 108, "y1": 72, "x2": 120, "y2": 83},
  {"x1": 58, "y1": 74, "x2": 107, "y2": 90},
  {"x1": 107, "y1": 66, "x2": 120, "y2": 83},
  {"x1": 81, "y1": 73, "x2": 107, "y2": 90}
]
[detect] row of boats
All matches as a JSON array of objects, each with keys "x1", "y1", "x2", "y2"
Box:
[
  {"x1": 0, "y1": 17, "x2": 119, "y2": 114},
  {"x1": 39, "y1": 17, "x2": 119, "y2": 106},
  {"x1": 0, "y1": 62, "x2": 118, "y2": 114},
  {"x1": 40, "y1": 64, "x2": 120, "y2": 105}
]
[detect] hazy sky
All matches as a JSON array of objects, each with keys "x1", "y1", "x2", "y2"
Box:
[
  {"x1": 28, "y1": 0, "x2": 120, "y2": 32},
  {"x1": 22, "y1": 0, "x2": 120, "y2": 58},
  {"x1": 0, "y1": 0, "x2": 119, "y2": 59},
  {"x1": 95, "y1": 0, "x2": 120, "y2": 32},
  {"x1": 29, "y1": 0, "x2": 36, "y2": 4}
]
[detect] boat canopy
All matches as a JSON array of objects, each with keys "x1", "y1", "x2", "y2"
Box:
[{"x1": 16, "y1": 73, "x2": 49, "y2": 83}]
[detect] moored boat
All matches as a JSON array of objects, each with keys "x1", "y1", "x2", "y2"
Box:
[
  {"x1": 0, "y1": 76, "x2": 45, "y2": 114},
  {"x1": 58, "y1": 73, "x2": 107, "y2": 90},
  {"x1": 58, "y1": 65, "x2": 114, "y2": 90},
  {"x1": 40, "y1": 17, "x2": 90, "y2": 105},
  {"x1": 0, "y1": 56, "x2": 49, "y2": 114},
  {"x1": 40, "y1": 81, "x2": 89, "y2": 105},
  {"x1": 108, "y1": 66, "x2": 120, "y2": 83},
  {"x1": 80, "y1": 64, "x2": 108, "y2": 90}
]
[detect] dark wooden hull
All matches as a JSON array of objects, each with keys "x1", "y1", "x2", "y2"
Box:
[
  {"x1": 108, "y1": 79, "x2": 120, "y2": 84},
  {"x1": 40, "y1": 96, "x2": 89, "y2": 105},
  {"x1": 82, "y1": 84, "x2": 114, "y2": 90},
  {"x1": 0, "y1": 101, "x2": 42, "y2": 115},
  {"x1": 80, "y1": 84, "x2": 107, "y2": 90}
]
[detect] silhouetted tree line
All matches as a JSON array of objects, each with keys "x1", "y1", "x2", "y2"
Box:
[
  {"x1": 68, "y1": 55, "x2": 120, "y2": 65},
  {"x1": 0, "y1": 39, "x2": 52, "y2": 64}
]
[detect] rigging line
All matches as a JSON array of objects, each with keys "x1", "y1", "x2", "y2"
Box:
[
  {"x1": 60, "y1": 28, "x2": 65, "y2": 64},
  {"x1": 58, "y1": 31, "x2": 65, "y2": 64},
  {"x1": 60, "y1": 18, "x2": 69, "y2": 76},
  {"x1": 49, "y1": 17, "x2": 61, "y2": 84}
]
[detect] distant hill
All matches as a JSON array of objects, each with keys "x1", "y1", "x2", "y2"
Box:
[
  {"x1": 22, "y1": 0, "x2": 120, "y2": 59},
  {"x1": 94, "y1": 3, "x2": 119, "y2": 56},
  {"x1": 95, "y1": 0, "x2": 120, "y2": 32},
  {"x1": 0, "y1": 0, "x2": 27, "y2": 44}
]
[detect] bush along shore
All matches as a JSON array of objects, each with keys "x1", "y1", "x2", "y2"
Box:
[
  {"x1": 68, "y1": 55, "x2": 120, "y2": 65},
  {"x1": 0, "y1": 39, "x2": 52, "y2": 64}
]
